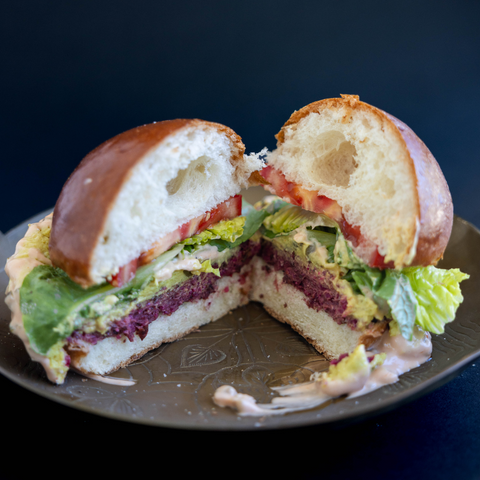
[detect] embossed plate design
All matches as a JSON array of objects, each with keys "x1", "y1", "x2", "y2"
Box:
[{"x1": 0, "y1": 207, "x2": 479, "y2": 430}]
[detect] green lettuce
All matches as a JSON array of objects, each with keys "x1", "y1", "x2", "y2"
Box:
[
  {"x1": 20, "y1": 243, "x2": 185, "y2": 355},
  {"x1": 180, "y1": 217, "x2": 246, "y2": 249},
  {"x1": 260, "y1": 203, "x2": 339, "y2": 264},
  {"x1": 349, "y1": 264, "x2": 469, "y2": 339},
  {"x1": 261, "y1": 203, "x2": 338, "y2": 242},
  {"x1": 192, "y1": 259, "x2": 220, "y2": 277},
  {"x1": 333, "y1": 232, "x2": 365, "y2": 269},
  {"x1": 263, "y1": 204, "x2": 320, "y2": 236},
  {"x1": 207, "y1": 198, "x2": 280, "y2": 251},
  {"x1": 21, "y1": 265, "x2": 94, "y2": 355},
  {"x1": 375, "y1": 270, "x2": 418, "y2": 340},
  {"x1": 403, "y1": 266, "x2": 469, "y2": 334}
]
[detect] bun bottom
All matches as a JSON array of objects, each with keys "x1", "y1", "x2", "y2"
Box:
[
  {"x1": 69, "y1": 271, "x2": 251, "y2": 377},
  {"x1": 249, "y1": 257, "x2": 362, "y2": 359}
]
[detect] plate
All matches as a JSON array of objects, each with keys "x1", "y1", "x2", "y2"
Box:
[{"x1": 1, "y1": 204, "x2": 479, "y2": 430}]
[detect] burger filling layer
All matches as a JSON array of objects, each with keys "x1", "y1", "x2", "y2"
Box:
[
  {"x1": 11, "y1": 198, "x2": 268, "y2": 383},
  {"x1": 254, "y1": 197, "x2": 469, "y2": 339},
  {"x1": 68, "y1": 239, "x2": 260, "y2": 346}
]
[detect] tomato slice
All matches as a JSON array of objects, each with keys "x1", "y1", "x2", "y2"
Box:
[
  {"x1": 110, "y1": 258, "x2": 139, "y2": 288},
  {"x1": 109, "y1": 195, "x2": 243, "y2": 287},
  {"x1": 260, "y1": 166, "x2": 393, "y2": 269},
  {"x1": 261, "y1": 166, "x2": 343, "y2": 221},
  {"x1": 370, "y1": 250, "x2": 395, "y2": 269},
  {"x1": 196, "y1": 195, "x2": 242, "y2": 232}
]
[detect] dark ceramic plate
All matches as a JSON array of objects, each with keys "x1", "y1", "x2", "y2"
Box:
[{"x1": 1, "y1": 203, "x2": 479, "y2": 430}]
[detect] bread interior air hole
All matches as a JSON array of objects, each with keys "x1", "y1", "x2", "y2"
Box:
[
  {"x1": 166, "y1": 155, "x2": 216, "y2": 196},
  {"x1": 301, "y1": 130, "x2": 358, "y2": 188}
]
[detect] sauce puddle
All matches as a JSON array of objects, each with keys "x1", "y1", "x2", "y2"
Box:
[{"x1": 213, "y1": 328, "x2": 432, "y2": 416}]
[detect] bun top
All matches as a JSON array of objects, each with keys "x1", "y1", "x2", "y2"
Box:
[
  {"x1": 264, "y1": 95, "x2": 453, "y2": 268},
  {"x1": 49, "y1": 119, "x2": 263, "y2": 286}
]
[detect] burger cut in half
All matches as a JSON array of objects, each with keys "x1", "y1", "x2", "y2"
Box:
[
  {"x1": 251, "y1": 95, "x2": 469, "y2": 361},
  {"x1": 5, "y1": 119, "x2": 265, "y2": 384}
]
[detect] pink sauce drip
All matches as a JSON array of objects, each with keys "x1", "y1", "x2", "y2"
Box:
[{"x1": 212, "y1": 328, "x2": 432, "y2": 416}]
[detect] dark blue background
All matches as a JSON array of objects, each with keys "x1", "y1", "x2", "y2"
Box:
[
  {"x1": 1, "y1": 1, "x2": 480, "y2": 233},
  {"x1": 1, "y1": 2, "x2": 479, "y2": 479}
]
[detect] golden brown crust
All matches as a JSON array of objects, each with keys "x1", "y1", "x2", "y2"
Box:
[
  {"x1": 274, "y1": 95, "x2": 453, "y2": 267},
  {"x1": 382, "y1": 111, "x2": 453, "y2": 265},
  {"x1": 49, "y1": 119, "x2": 246, "y2": 287},
  {"x1": 248, "y1": 170, "x2": 270, "y2": 186}
]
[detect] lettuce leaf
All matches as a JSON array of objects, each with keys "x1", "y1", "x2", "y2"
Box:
[
  {"x1": 192, "y1": 259, "x2": 220, "y2": 277},
  {"x1": 403, "y1": 266, "x2": 469, "y2": 334},
  {"x1": 263, "y1": 204, "x2": 319, "y2": 235},
  {"x1": 349, "y1": 264, "x2": 469, "y2": 339},
  {"x1": 20, "y1": 244, "x2": 185, "y2": 355},
  {"x1": 350, "y1": 268, "x2": 417, "y2": 339},
  {"x1": 375, "y1": 270, "x2": 418, "y2": 340},
  {"x1": 21, "y1": 266, "x2": 93, "y2": 355},
  {"x1": 208, "y1": 199, "x2": 276, "y2": 251},
  {"x1": 333, "y1": 231, "x2": 365, "y2": 269},
  {"x1": 181, "y1": 217, "x2": 246, "y2": 249},
  {"x1": 261, "y1": 203, "x2": 338, "y2": 243}
]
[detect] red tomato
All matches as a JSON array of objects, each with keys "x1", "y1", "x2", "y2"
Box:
[
  {"x1": 260, "y1": 166, "x2": 394, "y2": 268},
  {"x1": 110, "y1": 257, "x2": 139, "y2": 287},
  {"x1": 261, "y1": 166, "x2": 343, "y2": 221},
  {"x1": 109, "y1": 195, "x2": 243, "y2": 286},
  {"x1": 370, "y1": 250, "x2": 395, "y2": 269},
  {"x1": 339, "y1": 218, "x2": 362, "y2": 248},
  {"x1": 196, "y1": 195, "x2": 242, "y2": 233}
]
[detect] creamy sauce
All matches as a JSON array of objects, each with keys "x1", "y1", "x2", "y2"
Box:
[
  {"x1": 293, "y1": 228, "x2": 333, "y2": 268},
  {"x1": 350, "y1": 327, "x2": 432, "y2": 398},
  {"x1": 154, "y1": 257, "x2": 202, "y2": 281},
  {"x1": 72, "y1": 370, "x2": 137, "y2": 386},
  {"x1": 153, "y1": 245, "x2": 223, "y2": 281},
  {"x1": 292, "y1": 229, "x2": 311, "y2": 246},
  {"x1": 192, "y1": 244, "x2": 222, "y2": 261},
  {"x1": 212, "y1": 328, "x2": 432, "y2": 416}
]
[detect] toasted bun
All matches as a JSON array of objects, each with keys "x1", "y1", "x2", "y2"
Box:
[
  {"x1": 50, "y1": 119, "x2": 263, "y2": 286},
  {"x1": 265, "y1": 95, "x2": 453, "y2": 268}
]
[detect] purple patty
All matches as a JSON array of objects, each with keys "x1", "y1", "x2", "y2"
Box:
[
  {"x1": 69, "y1": 240, "x2": 260, "y2": 345},
  {"x1": 259, "y1": 239, "x2": 357, "y2": 329}
]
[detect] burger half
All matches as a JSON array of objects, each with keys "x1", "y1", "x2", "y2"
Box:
[{"x1": 5, "y1": 119, "x2": 265, "y2": 384}]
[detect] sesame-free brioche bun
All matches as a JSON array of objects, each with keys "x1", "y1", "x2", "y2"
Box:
[
  {"x1": 49, "y1": 119, "x2": 264, "y2": 287},
  {"x1": 264, "y1": 95, "x2": 453, "y2": 269}
]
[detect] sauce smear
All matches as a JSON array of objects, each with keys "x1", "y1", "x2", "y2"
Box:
[{"x1": 213, "y1": 328, "x2": 432, "y2": 416}]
